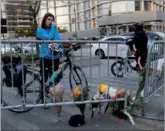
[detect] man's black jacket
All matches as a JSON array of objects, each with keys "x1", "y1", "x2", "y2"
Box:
[{"x1": 126, "y1": 31, "x2": 148, "y2": 67}]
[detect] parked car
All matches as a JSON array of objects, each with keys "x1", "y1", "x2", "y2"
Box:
[
  {"x1": 16, "y1": 43, "x2": 37, "y2": 54},
  {"x1": 122, "y1": 31, "x2": 164, "y2": 54},
  {"x1": 74, "y1": 35, "x2": 132, "y2": 59},
  {"x1": 23, "y1": 43, "x2": 37, "y2": 54},
  {"x1": 0, "y1": 43, "x2": 16, "y2": 54},
  {"x1": 122, "y1": 31, "x2": 164, "y2": 46}
]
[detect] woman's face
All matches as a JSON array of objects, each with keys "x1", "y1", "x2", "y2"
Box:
[{"x1": 45, "y1": 16, "x2": 54, "y2": 27}]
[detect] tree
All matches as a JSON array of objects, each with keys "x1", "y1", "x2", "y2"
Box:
[
  {"x1": 15, "y1": 25, "x2": 67, "y2": 37},
  {"x1": 15, "y1": 27, "x2": 35, "y2": 37},
  {"x1": 26, "y1": 1, "x2": 41, "y2": 30},
  {"x1": 26, "y1": 1, "x2": 41, "y2": 54}
]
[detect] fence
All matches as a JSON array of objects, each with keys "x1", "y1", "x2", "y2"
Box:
[
  {"x1": 129, "y1": 40, "x2": 164, "y2": 120},
  {"x1": 1, "y1": 39, "x2": 164, "y2": 125},
  {"x1": 143, "y1": 40, "x2": 164, "y2": 120},
  {"x1": 1, "y1": 40, "x2": 136, "y2": 126}
]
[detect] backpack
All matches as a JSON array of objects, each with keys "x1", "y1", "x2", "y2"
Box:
[{"x1": 2, "y1": 56, "x2": 27, "y2": 87}]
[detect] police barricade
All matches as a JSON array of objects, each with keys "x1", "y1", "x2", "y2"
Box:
[
  {"x1": 143, "y1": 41, "x2": 164, "y2": 120},
  {"x1": 130, "y1": 40, "x2": 164, "y2": 120},
  {"x1": 1, "y1": 40, "x2": 135, "y2": 126}
]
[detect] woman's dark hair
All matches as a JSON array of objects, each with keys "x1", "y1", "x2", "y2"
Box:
[{"x1": 41, "y1": 13, "x2": 55, "y2": 29}]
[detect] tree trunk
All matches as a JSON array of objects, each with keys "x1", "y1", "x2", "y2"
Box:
[{"x1": 33, "y1": 16, "x2": 39, "y2": 55}]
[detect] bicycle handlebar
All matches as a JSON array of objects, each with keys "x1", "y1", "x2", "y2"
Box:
[
  {"x1": 26, "y1": 44, "x2": 81, "y2": 67},
  {"x1": 64, "y1": 44, "x2": 81, "y2": 55}
]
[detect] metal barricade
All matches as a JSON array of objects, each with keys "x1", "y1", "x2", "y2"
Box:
[
  {"x1": 1, "y1": 40, "x2": 135, "y2": 125},
  {"x1": 143, "y1": 40, "x2": 164, "y2": 120},
  {"x1": 130, "y1": 40, "x2": 164, "y2": 120}
]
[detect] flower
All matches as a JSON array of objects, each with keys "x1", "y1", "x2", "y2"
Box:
[
  {"x1": 72, "y1": 87, "x2": 89, "y2": 101},
  {"x1": 157, "y1": 68, "x2": 163, "y2": 76},
  {"x1": 72, "y1": 87, "x2": 90, "y2": 116},
  {"x1": 73, "y1": 87, "x2": 81, "y2": 97},
  {"x1": 109, "y1": 87, "x2": 117, "y2": 98},
  {"x1": 149, "y1": 68, "x2": 154, "y2": 75},
  {"x1": 97, "y1": 84, "x2": 108, "y2": 94}
]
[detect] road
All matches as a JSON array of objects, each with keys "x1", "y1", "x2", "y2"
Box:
[{"x1": 1, "y1": 59, "x2": 164, "y2": 130}]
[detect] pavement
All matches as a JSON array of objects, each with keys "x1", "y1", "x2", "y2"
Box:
[{"x1": 1, "y1": 59, "x2": 164, "y2": 130}]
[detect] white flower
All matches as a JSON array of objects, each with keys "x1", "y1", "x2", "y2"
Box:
[{"x1": 109, "y1": 87, "x2": 117, "y2": 98}]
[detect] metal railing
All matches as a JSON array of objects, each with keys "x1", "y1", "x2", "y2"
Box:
[
  {"x1": 142, "y1": 40, "x2": 164, "y2": 119},
  {"x1": 1, "y1": 40, "x2": 135, "y2": 126}
]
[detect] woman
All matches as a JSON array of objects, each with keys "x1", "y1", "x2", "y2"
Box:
[{"x1": 36, "y1": 13, "x2": 62, "y2": 103}]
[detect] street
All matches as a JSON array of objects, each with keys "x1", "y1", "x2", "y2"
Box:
[{"x1": 1, "y1": 59, "x2": 164, "y2": 130}]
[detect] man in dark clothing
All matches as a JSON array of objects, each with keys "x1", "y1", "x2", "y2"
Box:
[
  {"x1": 127, "y1": 23, "x2": 148, "y2": 70},
  {"x1": 127, "y1": 23, "x2": 148, "y2": 110}
]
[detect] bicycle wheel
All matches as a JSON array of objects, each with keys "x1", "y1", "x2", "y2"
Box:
[
  {"x1": 111, "y1": 61, "x2": 125, "y2": 77},
  {"x1": 1, "y1": 70, "x2": 41, "y2": 113},
  {"x1": 69, "y1": 65, "x2": 88, "y2": 91}
]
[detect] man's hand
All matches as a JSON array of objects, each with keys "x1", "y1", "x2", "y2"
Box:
[{"x1": 131, "y1": 50, "x2": 136, "y2": 55}]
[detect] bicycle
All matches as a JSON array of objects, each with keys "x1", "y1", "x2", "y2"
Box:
[
  {"x1": 111, "y1": 57, "x2": 138, "y2": 78},
  {"x1": 1, "y1": 45, "x2": 88, "y2": 113}
]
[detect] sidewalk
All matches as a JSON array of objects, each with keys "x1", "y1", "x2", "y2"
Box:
[
  {"x1": 1, "y1": 59, "x2": 164, "y2": 130},
  {"x1": 2, "y1": 103, "x2": 163, "y2": 130}
]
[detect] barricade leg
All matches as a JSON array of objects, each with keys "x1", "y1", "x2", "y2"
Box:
[{"x1": 121, "y1": 95, "x2": 135, "y2": 126}]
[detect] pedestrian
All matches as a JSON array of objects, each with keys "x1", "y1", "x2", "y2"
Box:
[
  {"x1": 127, "y1": 23, "x2": 148, "y2": 109},
  {"x1": 36, "y1": 13, "x2": 63, "y2": 105}
]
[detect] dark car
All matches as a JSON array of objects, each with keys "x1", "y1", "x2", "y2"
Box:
[{"x1": 121, "y1": 31, "x2": 164, "y2": 47}]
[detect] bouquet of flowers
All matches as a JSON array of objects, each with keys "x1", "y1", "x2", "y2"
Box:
[
  {"x1": 105, "y1": 88, "x2": 132, "y2": 113},
  {"x1": 91, "y1": 84, "x2": 132, "y2": 118},
  {"x1": 72, "y1": 87, "x2": 89, "y2": 116},
  {"x1": 48, "y1": 84, "x2": 64, "y2": 118}
]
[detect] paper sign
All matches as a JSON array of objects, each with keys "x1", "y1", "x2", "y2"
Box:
[{"x1": 157, "y1": 58, "x2": 164, "y2": 70}]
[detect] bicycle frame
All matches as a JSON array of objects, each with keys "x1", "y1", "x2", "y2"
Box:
[
  {"x1": 26, "y1": 50, "x2": 77, "y2": 86},
  {"x1": 120, "y1": 58, "x2": 136, "y2": 72}
]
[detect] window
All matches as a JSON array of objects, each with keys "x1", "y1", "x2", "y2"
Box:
[
  {"x1": 144, "y1": 1, "x2": 151, "y2": 11},
  {"x1": 84, "y1": 11, "x2": 90, "y2": 20},
  {"x1": 135, "y1": 1, "x2": 141, "y2": 11},
  {"x1": 8, "y1": 27, "x2": 17, "y2": 31},
  {"x1": 98, "y1": 5, "x2": 103, "y2": 16},
  {"x1": 56, "y1": 7, "x2": 68, "y2": 15},
  {"x1": 85, "y1": 1, "x2": 90, "y2": 10},
  {"x1": 121, "y1": 32, "x2": 134, "y2": 37},
  {"x1": 106, "y1": 37, "x2": 124, "y2": 41},
  {"x1": 84, "y1": 21, "x2": 90, "y2": 29},
  {"x1": 48, "y1": 1, "x2": 54, "y2": 7},
  {"x1": 147, "y1": 32, "x2": 162, "y2": 40},
  {"x1": 18, "y1": 22, "x2": 32, "y2": 25},
  {"x1": 40, "y1": 1, "x2": 47, "y2": 8},
  {"x1": 56, "y1": 16, "x2": 69, "y2": 25},
  {"x1": 8, "y1": 22, "x2": 17, "y2": 26},
  {"x1": 77, "y1": 2, "x2": 83, "y2": 12}
]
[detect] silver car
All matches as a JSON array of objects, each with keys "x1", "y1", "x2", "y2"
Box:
[
  {"x1": 16, "y1": 43, "x2": 37, "y2": 54},
  {"x1": 22, "y1": 43, "x2": 37, "y2": 54}
]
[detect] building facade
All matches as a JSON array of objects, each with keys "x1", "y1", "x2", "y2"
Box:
[
  {"x1": 1, "y1": 0, "x2": 164, "y2": 38},
  {"x1": 37, "y1": 0, "x2": 165, "y2": 38},
  {"x1": 1, "y1": 0, "x2": 33, "y2": 38}
]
